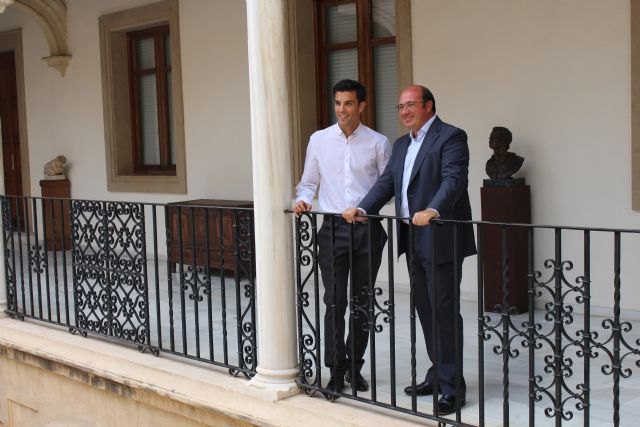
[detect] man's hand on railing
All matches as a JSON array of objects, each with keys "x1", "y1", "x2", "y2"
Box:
[
  {"x1": 412, "y1": 208, "x2": 439, "y2": 226},
  {"x1": 293, "y1": 200, "x2": 312, "y2": 215},
  {"x1": 342, "y1": 207, "x2": 368, "y2": 223}
]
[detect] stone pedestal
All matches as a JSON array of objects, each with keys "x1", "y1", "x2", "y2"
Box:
[
  {"x1": 39, "y1": 179, "x2": 72, "y2": 250},
  {"x1": 480, "y1": 184, "x2": 531, "y2": 313}
]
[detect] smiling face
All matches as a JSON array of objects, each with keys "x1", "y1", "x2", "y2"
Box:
[
  {"x1": 334, "y1": 90, "x2": 365, "y2": 136},
  {"x1": 398, "y1": 86, "x2": 434, "y2": 135}
]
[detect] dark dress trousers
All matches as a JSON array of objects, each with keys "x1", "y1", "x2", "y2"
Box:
[
  {"x1": 318, "y1": 217, "x2": 387, "y2": 375},
  {"x1": 358, "y1": 117, "x2": 476, "y2": 397}
]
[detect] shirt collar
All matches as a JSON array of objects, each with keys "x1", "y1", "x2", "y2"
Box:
[
  {"x1": 410, "y1": 115, "x2": 437, "y2": 142},
  {"x1": 335, "y1": 122, "x2": 363, "y2": 138}
]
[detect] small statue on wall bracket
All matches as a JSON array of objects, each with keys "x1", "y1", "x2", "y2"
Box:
[
  {"x1": 484, "y1": 127, "x2": 525, "y2": 187},
  {"x1": 43, "y1": 155, "x2": 68, "y2": 180}
]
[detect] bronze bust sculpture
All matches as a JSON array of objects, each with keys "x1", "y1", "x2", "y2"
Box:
[{"x1": 485, "y1": 127, "x2": 524, "y2": 180}]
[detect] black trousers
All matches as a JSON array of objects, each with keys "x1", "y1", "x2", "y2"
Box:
[
  {"x1": 407, "y1": 246, "x2": 466, "y2": 398},
  {"x1": 317, "y1": 217, "x2": 387, "y2": 375}
]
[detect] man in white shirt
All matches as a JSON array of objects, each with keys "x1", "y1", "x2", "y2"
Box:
[{"x1": 294, "y1": 79, "x2": 391, "y2": 395}]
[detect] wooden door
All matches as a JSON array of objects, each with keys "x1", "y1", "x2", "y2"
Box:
[{"x1": 0, "y1": 50, "x2": 24, "y2": 229}]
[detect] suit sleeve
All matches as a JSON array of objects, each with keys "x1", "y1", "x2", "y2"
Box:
[{"x1": 428, "y1": 129, "x2": 470, "y2": 215}]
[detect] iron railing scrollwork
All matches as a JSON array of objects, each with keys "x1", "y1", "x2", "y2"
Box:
[
  {"x1": 1, "y1": 197, "x2": 18, "y2": 317},
  {"x1": 295, "y1": 212, "x2": 321, "y2": 391},
  {"x1": 230, "y1": 209, "x2": 257, "y2": 377},
  {"x1": 71, "y1": 200, "x2": 150, "y2": 347},
  {"x1": 295, "y1": 213, "x2": 398, "y2": 404},
  {"x1": 292, "y1": 211, "x2": 640, "y2": 427},
  {"x1": 1, "y1": 195, "x2": 257, "y2": 376},
  {"x1": 3, "y1": 194, "x2": 640, "y2": 425}
]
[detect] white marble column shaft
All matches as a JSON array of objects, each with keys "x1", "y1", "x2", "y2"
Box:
[{"x1": 245, "y1": 0, "x2": 298, "y2": 396}]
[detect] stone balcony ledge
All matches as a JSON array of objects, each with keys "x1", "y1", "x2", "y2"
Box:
[{"x1": 0, "y1": 318, "x2": 427, "y2": 427}]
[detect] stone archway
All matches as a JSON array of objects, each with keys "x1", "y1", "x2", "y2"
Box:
[{"x1": 1, "y1": 0, "x2": 71, "y2": 76}]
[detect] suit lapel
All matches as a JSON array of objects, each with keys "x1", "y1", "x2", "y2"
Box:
[{"x1": 409, "y1": 117, "x2": 441, "y2": 185}]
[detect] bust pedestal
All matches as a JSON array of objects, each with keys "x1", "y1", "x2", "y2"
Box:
[
  {"x1": 39, "y1": 178, "x2": 72, "y2": 250},
  {"x1": 480, "y1": 183, "x2": 531, "y2": 313}
]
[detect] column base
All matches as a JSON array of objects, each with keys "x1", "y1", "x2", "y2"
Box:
[{"x1": 247, "y1": 366, "x2": 299, "y2": 401}]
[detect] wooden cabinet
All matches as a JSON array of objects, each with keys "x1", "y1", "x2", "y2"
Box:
[
  {"x1": 40, "y1": 179, "x2": 72, "y2": 250},
  {"x1": 166, "y1": 199, "x2": 254, "y2": 276}
]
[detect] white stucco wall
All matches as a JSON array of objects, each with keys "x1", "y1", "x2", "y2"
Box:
[
  {"x1": 0, "y1": 0, "x2": 252, "y2": 203},
  {"x1": 410, "y1": 0, "x2": 640, "y2": 313},
  {"x1": 1, "y1": 0, "x2": 638, "y2": 312}
]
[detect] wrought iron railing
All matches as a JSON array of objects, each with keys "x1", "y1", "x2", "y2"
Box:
[
  {"x1": 1, "y1": 195, "x2": 257, "y2": 377},
  {"x1": 292, "y1": 211, "x2": 640, "y2": 427}
]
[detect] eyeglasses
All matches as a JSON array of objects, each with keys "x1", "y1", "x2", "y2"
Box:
[{"x1": 395, "y1": 100, "x2": 426, "y2": 112}]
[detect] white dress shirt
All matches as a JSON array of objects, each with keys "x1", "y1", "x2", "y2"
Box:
[
  {"x1": 400, "y1": 115, "x2": 437, "y2": 221},
  {"x1": 296, "y1": 123, "x2": 391, "y2": 213}
]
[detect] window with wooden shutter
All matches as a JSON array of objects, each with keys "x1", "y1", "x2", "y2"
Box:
[
  {"x1": 127, "y1": 26, "x2": 175, "y2": 174},
  {"x1": 315, "y1": 0, "x2": 398, "y2": 138}
]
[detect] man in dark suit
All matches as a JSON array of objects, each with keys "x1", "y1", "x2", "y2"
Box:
[{"x1": 343, "y1": 85, "x2": 476, "y2": 415}]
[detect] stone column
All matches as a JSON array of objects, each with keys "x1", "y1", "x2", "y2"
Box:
[{"x1": 245, "y1": 0, "x2": 298, "y2": 397}]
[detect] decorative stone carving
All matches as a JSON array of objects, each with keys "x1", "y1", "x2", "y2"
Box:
[
  {"x1": 0, "y1": 0, "x2": 15, "y2": 14},
  {"x1": 43, "y1": 55, "x2": 72, "y2": 77},
  {"x1": 43, "y1": 155, "x2": 67, "y2": 180},
  {"x1": 10, "y1": 0, "x2": 71, "y2": 76}
]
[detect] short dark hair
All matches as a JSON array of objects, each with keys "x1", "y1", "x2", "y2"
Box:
[
  {"x1": 333, "y1": 79, "x2": 366, "y2": 103},
  {"x1": 419, "y1": 86, "x2": 436, "y2": 113}
]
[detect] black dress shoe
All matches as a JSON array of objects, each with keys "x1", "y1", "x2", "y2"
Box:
[
  {"x1": 403, "y1": 380, "x2": 434, "y2": 396},
  {"x1": 437, "y1": 394, "x2": 465, "y2": 415},
  {"x1": 345, "y1": 370, "x2": 369, "y2": 392},
  {"x1": 326, "y1": 376, "x2": 345, "y2": 393}
]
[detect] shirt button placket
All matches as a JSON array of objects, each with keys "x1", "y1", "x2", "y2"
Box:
[{"x1": 345, "y1": 140, "x2": 351, "y2": 205}]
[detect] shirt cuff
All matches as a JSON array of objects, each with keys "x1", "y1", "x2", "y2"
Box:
[{"x1": 296, "y1": 197, "x2": 311, "y2": 205}]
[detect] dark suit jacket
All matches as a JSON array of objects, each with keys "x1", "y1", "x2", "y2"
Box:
[{"x1": 359, "y1": 117, "x2": 476, "y2": 265}]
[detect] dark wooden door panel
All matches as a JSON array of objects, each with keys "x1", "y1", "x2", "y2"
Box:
[{"x1": 0, "y1": 50, "x2": 23, "y2": 228}]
